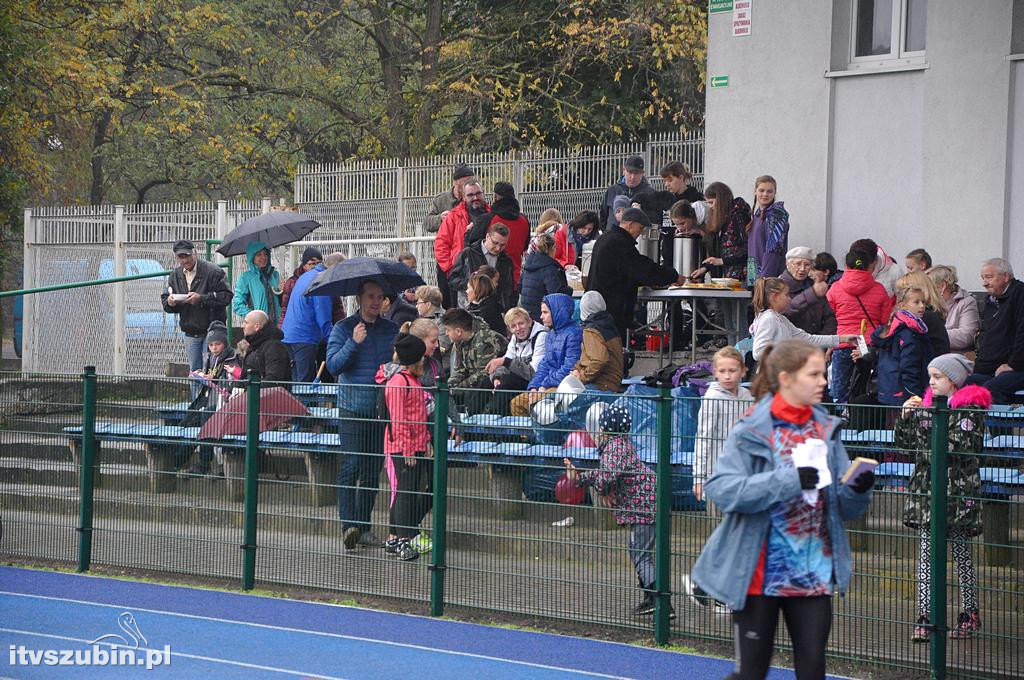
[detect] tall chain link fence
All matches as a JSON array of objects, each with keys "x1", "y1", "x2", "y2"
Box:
[
  {"x1": 21, "y1": 132, "x2": 703, "y2": 376},
  {"x1": 1, "y1": 371, "x2": 1020, "y2": 678}
]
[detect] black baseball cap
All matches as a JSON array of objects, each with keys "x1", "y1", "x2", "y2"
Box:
[
  {"x1": 620, "y1": 208, "x2": 651, "y2": 228},
  {"x1": 624, "y1": 155, "x2": 645, "y2": 172},
  {"x1": 172, "y1": 239, "x2": 195, "y2": 255}
]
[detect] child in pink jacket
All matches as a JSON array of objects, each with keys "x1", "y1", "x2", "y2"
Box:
[{"x1": 379, "y1": 333, "x2": 431, "y2": 561}]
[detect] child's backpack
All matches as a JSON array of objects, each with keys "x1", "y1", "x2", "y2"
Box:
[{"x1": 376, "y1": 369, "x2": 410, "y2": 441}]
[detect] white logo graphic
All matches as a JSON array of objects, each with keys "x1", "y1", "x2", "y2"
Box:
[{"x1": 10, "y1": 611, "x2": 171, "y2": 669}]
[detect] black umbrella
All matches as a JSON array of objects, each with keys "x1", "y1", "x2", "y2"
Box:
[
  {"x1": 304, "y1": 257, "x2": 425, "y2": 299},
  {"x1": 216, "y1": 211, "x2": 321, "y2": 257}
]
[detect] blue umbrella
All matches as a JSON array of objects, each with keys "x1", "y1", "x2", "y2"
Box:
[
  {"x1": 216, "y1": 211, "x2": 321, "y2": 257},
  {"x1": 304, "y1": 257, "x2": 425, "y2": 299}
]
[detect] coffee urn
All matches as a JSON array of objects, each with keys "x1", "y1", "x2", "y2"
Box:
[{"x1": 673, "y1": 234, "x2": 701, "y2": 276}]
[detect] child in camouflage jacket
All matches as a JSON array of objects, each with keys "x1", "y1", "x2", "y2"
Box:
[{"x1": 894, "y1": 353, "x2": 990, "y2": 642}]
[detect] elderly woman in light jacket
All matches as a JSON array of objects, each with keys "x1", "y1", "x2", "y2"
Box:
[{"x1": 928, "y1": 265, "x2": 980, "y2": 354}]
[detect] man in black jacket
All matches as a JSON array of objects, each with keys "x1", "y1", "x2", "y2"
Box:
[
  {"x1": 241, "y1": 310, "x2": 291, "y2": 384},
  {"x1": 967, "y1": 258, "x2": 1024, "y2": 404},
  {"x1": 598, "y1": 155, "x2": 655, "y2": 230},
  {"x1": 586, "y1": 208, "x2": 682, "y2": 343},
  {"x1": 448, "y1": 223, "x2": 515, "y2": 311},
  {"x1": 161, "y1": 239, "x2": 233, "y2": 390}
]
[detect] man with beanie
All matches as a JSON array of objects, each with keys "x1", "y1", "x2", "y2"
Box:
[
  {"x1": 280, "y1": 247, "x2": 323, "y2": 327},
  {"x1": 598, "y1": 155, "x2": 655, "y2": 230},
  {"x1": 162, "y1": 239, "x2": 233, "y2": 397},
  {"x1": 281, "y1": 253, "x2": 333, "y2": 383},
  {"x1": 966, "y1": 257, "x2": 1024, "y2": 404},
  {"x1": 426, "y1": 165, "x2": 475, "y2": 308},
  {"x1": 587, "y1": 208, "x2": 684, "y2": 344},
  {"x1": 780, "y1": 246, "x2": 837, "y2": 336},
  {"x1": 464, "y1": 182, "x2": 531, "y2": 285},
  {"x1": 572, "y1": 291, "x2": 624, "y2": 392}
]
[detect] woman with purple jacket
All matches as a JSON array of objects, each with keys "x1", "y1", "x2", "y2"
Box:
[{"x1": 748, "y1": 175, "x2": 790, "y2": 280}]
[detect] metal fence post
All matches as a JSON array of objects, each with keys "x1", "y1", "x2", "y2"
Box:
[
  {"x1": 430, "y1": 378, "x2": 450, "y2": 617},
  {"x1": 22, "y1": 209, "x2": 36, "y2": 372},
  {"x1": 929, "y1": 394, "x2": 949, "y2": 679},
  {"x1": 654, "y1": 387, "x2": 673, "y2": 644},
  {"x1": 112, "y1": 205, "x2": 127, "y2": 375},
  {"x1": 396, "y1": 166, "x2": 406, "y2": 236},
  {"x1": 241, "y1": 371, "x2": 261, "y2": 590},
  {"x1": 77, "y1": 366, "x2": 98, "y2": 573}
]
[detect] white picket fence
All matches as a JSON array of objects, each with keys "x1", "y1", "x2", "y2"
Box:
[{"x1": 22, "y1": 132, "x2": 704, "y2": 374}]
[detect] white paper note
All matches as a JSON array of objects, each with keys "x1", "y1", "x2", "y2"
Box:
[{"x1": 790, "y1": 438, "x2": 831, "y2": 506}]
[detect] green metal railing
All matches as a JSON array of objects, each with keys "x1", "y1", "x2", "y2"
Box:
[{"x1": 0, "y1": 371, "x2": 1020, "y2": 679}]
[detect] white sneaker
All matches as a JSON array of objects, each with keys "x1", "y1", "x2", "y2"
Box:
[
  {"x1": 551, "y1": 517, "x2": 575, "y2": 527},
  {"x1": 680, "y1": 574, "x2": 730, "y2": 615}
]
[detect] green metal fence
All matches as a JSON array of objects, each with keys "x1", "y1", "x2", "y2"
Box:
[{"x1": 0, "y1": 370, "x2": 1020, "y2": 678}]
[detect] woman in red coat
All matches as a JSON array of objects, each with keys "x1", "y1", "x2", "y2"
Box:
[{"x1": 826, "y1": 247, "x2": 893, "y2": 402}]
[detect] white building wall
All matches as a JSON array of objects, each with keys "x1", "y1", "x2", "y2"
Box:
[{"x1": 706, "y1": 0, "x2": 1022, "y2": 282}]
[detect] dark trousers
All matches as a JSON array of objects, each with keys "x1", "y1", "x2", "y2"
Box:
[
  {"x1": 286, "y1": 342, "x2": 318, "y2": 383},
  {"x1": 436, "y1": 263, "x2": 452, "y2": 310},
  {"x1": 389, "y1": 454, "x2": 433, "y2": 540},
  {"x1": 627, "y1": 523, "x2": 656, "y2": 590},
  {"x1": 336, "y1": 411, "x2": 385, "y2": 532},
  {"x1": 967, "y1": 371, "x2": 1024, "y2": 405},
  {"x1": 727, "y1": 595, "x2": 832, "y2": 680}
]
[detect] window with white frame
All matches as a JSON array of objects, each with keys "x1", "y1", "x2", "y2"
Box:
[{"x1": 851, "y1": 0, "x2": 926, "y2": 63}]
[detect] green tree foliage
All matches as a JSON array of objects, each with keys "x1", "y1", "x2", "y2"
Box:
[{"x1": 5, "y1": 0, "x2": 706, "y2": 208}]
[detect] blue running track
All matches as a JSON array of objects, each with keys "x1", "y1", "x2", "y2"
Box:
[{"x1": 0, "y1": 567, "x2": 837, "y2": 679}]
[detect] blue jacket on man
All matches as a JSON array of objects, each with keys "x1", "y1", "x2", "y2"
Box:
[
  {"x1": 326, "y1": 312, "x2": 398, "y2": 415},
  {"x1": 691, "y1": 397, "x2": 872, "y2": 611},
  {"x1": 282, "y1": 264, "x2": 333, "y2": 345}
]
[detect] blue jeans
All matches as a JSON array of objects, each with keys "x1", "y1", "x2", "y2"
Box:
[
  {"x1": 336, "y1": 410, "x2": 385, "y2": 533},
  {"x1": 286, "y1": 342, "x2": 318, "y2": 383},
  {"x1": 628, "y1": 523, "x2": 656, "y2": 590},
  {"x1": 183, "y1": 335, "x2": 206, "y2": 399},
  {"x1": 966, "y1": 371, "x2": 1024, "y2": 405},
  {"x1": 830, "y1": 348, "x2": 855, "y2": 403}
]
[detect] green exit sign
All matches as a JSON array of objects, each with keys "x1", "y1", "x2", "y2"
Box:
[
  {"x1": 710, "y1": 75, "x2": 729, "y2": 88},
  {"x1": 710, "y1": 0, "x2": 733, "y2": 13}
]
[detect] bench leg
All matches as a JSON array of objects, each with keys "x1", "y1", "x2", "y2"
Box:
[
  {"x1": 222, "y1": 450, "x2": 245, "y2": 503},
  {"x1": 144, "y1": 444, "x2": 179, "y2": 493},
  {"x1": 68, "y1": 439, "x2": 103, "y2": 488},
  {"x1": 982, "y1": 501, "x2": 1011, "y2": 567},
  {"x1": 488, "y1": 464, "x2": 523, "y2": 519},
  {"x1": 305, "y1": 452, "x2": 339, "y2": 506}
]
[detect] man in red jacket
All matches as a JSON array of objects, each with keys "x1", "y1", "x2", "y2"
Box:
[{"x1": 434, "y1": 180, "x2": 489, "y2": 298}]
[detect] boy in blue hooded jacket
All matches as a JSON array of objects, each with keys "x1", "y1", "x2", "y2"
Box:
[{"x1": 510, "y1": 293, "x2": 582, "y2": 417}]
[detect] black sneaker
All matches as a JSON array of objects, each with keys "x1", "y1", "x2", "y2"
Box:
[
  {"x1": 357, "y1": 530, "x2": 384, "y2": 548},
  {"x1": 394, "y1": 540, "x2": 419, "y2": 561},
  {"x1": 343, "y1": 527, "x2": 360, "y2": 550},
  {"x1": 383, "y1": 538, "x2": 400, "y2": 555},
  {"x1": 633, "y1": 593, "x2": 656, "y2": 616}
]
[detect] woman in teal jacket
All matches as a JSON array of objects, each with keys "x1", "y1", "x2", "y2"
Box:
[
  {"x1": 692, "y1": 339, "x2": 874, "y2": 680},
  {"x1": 233, "y1": 241, "x2": 282, "y2": 324}
]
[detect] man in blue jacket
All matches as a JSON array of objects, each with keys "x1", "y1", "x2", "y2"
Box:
[
  {"x1": 282, "y1": 261, "x2": 333, "y2": 383},
  {"x1": 326, "y1": 280, "x2": 399, "y2": 550}
]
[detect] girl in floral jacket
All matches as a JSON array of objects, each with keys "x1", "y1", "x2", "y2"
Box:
[
  {"x1": 689, "y1": 181, "x2": 750, "y2": 283},
  {"x1": 563, "y1": 403, "x2": 663, "y2": 618},
  {"x1": 895, "y1": 353, "x2": 989, "y2": 642}
]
